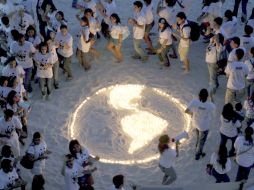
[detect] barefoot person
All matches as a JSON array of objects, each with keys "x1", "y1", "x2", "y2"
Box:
[
  {"x1": 128, "y1": 1, "x2": 148, "y2": 62},
  {"x1": 107, "y1": 13, "x2": 123, "y2": 63}
]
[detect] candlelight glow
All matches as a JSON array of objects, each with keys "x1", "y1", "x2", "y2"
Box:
[{"x1": 68, "y1": 84, "x2": 191, "y2": 165}]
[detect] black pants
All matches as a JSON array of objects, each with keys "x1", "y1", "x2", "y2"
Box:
[{"x1": 101, "y1": 20, "x2": 110, "y2": 39}]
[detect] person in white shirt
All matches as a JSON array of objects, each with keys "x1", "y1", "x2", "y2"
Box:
[
  {"x1": 228, "y1": 37, "x2": 244, "y2": 63},
  {"x1": 0, "y1": 16, "x2": 12, "y2": 55},
  {"x1": 209, "y1": 145, "x2": 231, "y2": 183},
  {"x1": 0, "y1": 0, "x2": 19, "y2": 19},
  {"x1": 247, "y1": 9, "x2": 254, "y2": 30},
  {"x1": 0, "y1": 109, "x2": 22, "y2": 157},
  {"x1": 76, "y1": 16, "x2": 92, "y2": 70},
  {"x1": 110, "y1": 174, "x2": 125, "y2": 190},
  {"x1": 245, "y1": 47, "x2": 254, "y2": 97},
  {"x1": 33, "y1": 42, "x2": 54, "y2": 100},
  {"x1": 157, "y1": 0, "x2": 176, "y2": 26},
  {"x1": 143, "y1": 0, "x2": 154, "y2": 54},
  {"x1": 158, "y1": 134, "x2": 177, "y2": 185},
  {"x1": 27, "y1": 132, "x2": 51, "y2": 176},
  {"x1": 128, "y1": 1, "x2": 148, "y2": 62},
  {"x1": 220, "y1": 103, "x2": 241, "y2": 157},
  {"x1": 240, "y1": 25, "x2": 254, "y2": 60},
  {"x1": 25, "y1": 25, "x2": 42, "y2": 49},
  {"x1": 173, "y1": 12, "x2": 191, "y2": 73},
  {"x1": 234, "y1": 127, "x2": 254, "y2": 182},
  {"x1": 225, "y1": 48, "x2": 249, "y2": 104},
  {"x1": 0, "y1": 159, "x2": 26, "y2": 190},
  {"x1": 107, "y1": 13, "x2": 123, "y2": 63},
  {"x1": 155, "y1": 18, "x2": 173, "y2": 67},
  {"x1": 31, "y1": 174, "x2": 45, "y2": 190},
  {"x1": 10, "y1": 33, "x2": 36, "y2": 93},
  {"x1": 46, "y1": 30, "x2": 59, "y2": 89},
  {"x1": 69, "y1": 139, "x2": 99, "y2": 189},
  {"x1": 55, "y1": 25, "x2": 73, "y2": 80},
  {"x1": 206, "y1": 33, "x2": 224, "y2": 99},
  {"x1": 11, "y1": 7, "x2": 35, "y2": 35},
  {"x1": 221, "y1": 10, "x2": 237, "y2": 40},
  {"x1": 244, "y1": 91, "x2": 254, "y2": 127},
  {"x1": 185, "y1": 89, "x2": 216, "y2": 160},
  {"x1": 48, "y1": 11, "x2": 68, "y2": 33},
  {"x1": 212, "y1": 17, "x2": 226, "y2": 37}
]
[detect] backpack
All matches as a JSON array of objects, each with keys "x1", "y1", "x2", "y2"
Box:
[{"x1": 183, "y1": 21, "x2": 200, "y2": 41}]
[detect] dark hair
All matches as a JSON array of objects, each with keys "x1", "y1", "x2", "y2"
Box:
[
  {"x1": 65, "y1": 154, "x2": 73, "y2": 160},
  {"x1": 26, "y1": 25, "x2": 37, "y2": 38},
  {"x1": 11, "y1": 30, "x2": 20, "y2": 41},
  {"x1": 1, "y1": 16, "x2": 9, "y2": 25},
  {"x1": 32, "y1": 175, "x2": 45, "y2": 190},
  {"x1": 217, "y1": 33, "x2": 224, "y2": 45},
  {"x1": 214, "y1": 17, "x2": 223, "y2": 26},
  {"x1": 6, "y1": 90, "x2": 17, "y2": 106},
  {"x1": 81, "y1": 16, "x2": 89, "y2": 26},
  {"x1": 38, "y1": 42, "x2": 49, "y2": 53},
  {"x1": 217, "y1": 145, "x2": 228, "y2": 170},
  {"x1": 244, "y1": 25, "x2": 253, "y2": 36},
  {"x1": 251, "y1": 47, "x2": 254, "y2": 57},
  {"x1": 231, "y1": 37, "x2": 240, "y2": 46},
  {"x1": 60, "y1": 24, "x2": 68, "y2": 30},
  {"x1": 133, "y1": 1, "x2": 143, "y2": 9},
  {"x1": 199, "y1": 89, "x2": 208, "y2": 102},
  {"x1": 1, "y1": 145, "x2": 12, "y2": 158},
  {"x1": 4, "y1": 109, "x2": 14, "y2": 118},
  {"x1": 158, "y1": 143, "x2": 169, "y2": 154},
  {"x1": 7, "y1": 76, "x2": 17, "y2": 88},
  {"x1": 113, "y1": 174, "x2": 124, "y2": 188},
  {"x1": 244, "y1": 127, "x2": 253, "y2": 144},
  {"x1": 176, "y1": 12, "x2": 187, "y2": 20},
  {"x1": 0, "y1": 76, "x2": 8, "y2": 86},
  {"x1": 1, "y1": 159, "x2": 12, "y2": 172},
  {"x1": 56, "y1": 11, "x2": 65, "y2": 20},
  {"x1": 235, "y1": 48, "x2": 245, "y2": 60},
  {"x1": 224, "y1": 9, "x2": 233, "y2": 21},
  {"x1": 222, "y1": 103, "x2": 234, "y2": 121},
  {"x1": 235, "y1": 102, "x2": 242, "y2": 112},
  {"x1": 158, "y1": 18, "x2": 170, "y2": 32},
  {"x1": 4, "y1": 56, "x2": 16, "y2": 66},
  {"x1": 69, "y1": 139, "x2": 81, "y2": 159},
  {"x1": 249, "y1": 7, "x2": 254, "y2": 19},
  {"x1": 165, "y1": 0, "x2": 177, "y2": 7},
  {"x1": 33, "y1": 132, "x2": 41, "y2": 140},
  {"x1": 110, "y1": 13, "x2": 121, "y2": 24},
  {"x1": 84, "y1": 8, "x2": 94, "y2": 17},
  {"x1": 144, "y1": 0, "x2": 152, "y2": 5}
]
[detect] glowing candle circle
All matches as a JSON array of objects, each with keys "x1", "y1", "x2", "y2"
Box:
[{"x1": 68, "y1": 84, "x2": 191, "y2": 165}]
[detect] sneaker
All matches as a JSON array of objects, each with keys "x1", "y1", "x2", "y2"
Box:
[
  {"x1": 54, "y1": 83, "x2": 59, "y2": 89},
  {"x1": 46, "y1": 94, "x2": 51, "y2": 100},
  {"x1": 131, "y1": 55, "x2": 141, "y2": 60},
  {"x1": 41, "y1": 94, "x2": 46, "y2": 101}
]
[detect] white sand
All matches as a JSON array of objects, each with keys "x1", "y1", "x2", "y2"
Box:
[{"x1": 18, "y1": 0, "x2": 254, "y2": 189}]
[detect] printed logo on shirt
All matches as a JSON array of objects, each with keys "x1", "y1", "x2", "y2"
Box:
[{"x1": 236, "y1": 67, "x2": 243, "y2": 70}]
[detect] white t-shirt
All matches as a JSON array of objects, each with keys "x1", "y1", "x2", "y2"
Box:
[
  {"x1": 33, "y1": 52, "x2": 53, "y2": 78},
  {"x1": 159, "y1": 147, "x2": 177, "y2": 168},
  {"x1": 244, "y1": 99, "x2": 254, "y2": 119},
  {"x1": 27, "y1": 35, "x2": 41, "y2": 48},
  {"x1": 206, "y1": 43, "x2": 223, "y2": 64},
  {"x1": 133, "y1": 11, "x2": 146, "y2": 40},
  {"x1": 20, "y1": 0, "x2": 34, "y2": 15},
  {"x1": 55, "y1": 32, "x2": 73, "y2": 58},
  {"x1": 159, "y1": 28, "x2": 172, "y2": 46},
  {"x1": 109, "y1": 185, "x2": 125, "y2": 190},
  {"x1": 234, "y1": 136, "x2": 254, "y2": 167},
  {"x1": 0, "y1": 24, "x2": 12, "y2": 49},
  {"x1": 10, "y1": 41, "x2": 36, "y2": 69},
  {"x1": 187, "y1": 99, "x2": 216, "y2": 131},
  {"x1": 0, "y1": 169, "x2": 19, "y2": 189},
  {"x1": 240, "y1": 36, "x2": 254, "y2": 58},
  {"x1": 64, "y1": 163, "x2": 83, "y2": 190},
  {"x1": 210, "y1": 152, "x2": 231, "y2": 174},
  {"x1": 110, "y1": 24, "x2": 122, "y2": 40},
  {"x1": 144, "y1": 3, "x2": 153, "y2": 25},
  {"x1": 27, "y1": 140, "x2": 47, "y2": 175},
  {"x1": 220, "y1": 116, "x2": 241, "y2": 138},
  {"x1": 88, "y1": 17, "x2": 98, "y2": 35},
  {"x1": 158, "y1": 6, "x2": 176, "y2": 26},
  {"x1": 225, "y1": 61, "x2": 249, "y2": 90},
  {"x1": 101, "y1": 0, "x2": 116, "y2": 24},
  {"x1": 221, "y1": 17, "x2": 237, "y2": 39},
  {"x1": 77, "y1": 26, "x2": 91, "y2": 53},
  {"x1": 245, "y1": 58, "x2": 254, "y2": 80},
  {"x1": 179, "y1": 21, "x2": 191, "y2": 48},
  {"x1": 75, "y1": 147, "x2": 90, "y2": 167},
  {"x1": 12, "y1": 12, "x2": 34, "y2": 34},
  {"x1": 0, "y1": 86, "x2": 12, "y2": 98},
  {"x1": 2, "y1": 64, "x2": 25, "y2": 84},
  {"x1": 0, "y1": 2, "x2": 16, "y2": 17},
  {"x1": 48, "y1": 41, "x2": 58, "y2": 63}
]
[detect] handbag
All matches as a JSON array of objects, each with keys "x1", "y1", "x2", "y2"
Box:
[
  {"x1": 206, "y1": 164, "x2": 213, "y2": 175},
  {"x1": 20, "y1": 154, "x2": 34, "y2": 169}
]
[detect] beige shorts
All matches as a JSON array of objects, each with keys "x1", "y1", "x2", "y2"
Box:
[{"x1": 178, "y1": 45, "x2": 190, "y2": 62}]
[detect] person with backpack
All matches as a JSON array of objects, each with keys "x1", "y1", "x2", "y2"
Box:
[
  {"x1": 234, "y1": 127, "x2": 254, "y2": 182},
  {"x1": 209, "y1": 145, "x2": 231, "y2": 183},
  {"x1": 185, "y1": 89, "x2": 216, "y2": 160},
  {"x1": 245, "y1": 47, "x2": 254, "y2": 97},
  {"x1": 225, "y1": 48, "x2": 249, "y2": 104},
  {"x1": 172, "y1": 12, "x2": 190, "y2": 73}
]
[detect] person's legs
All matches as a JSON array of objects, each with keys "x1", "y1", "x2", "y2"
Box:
[
  {"x1": 169, "y1": 43, "x2": 178, "y2": 58},
  {"x1": 195, "y1": 128, "x2": 200, "y2": 149},
  {"x1": 220, "y1": 133, "x2": 228, "y2": 147},
  {"x1": 24, "y1": 67, "x2": 33, "y2": 93},
  {"x1": 160, "y1": 45, "x2": 170, "y2": 67},
  {"x1": 159, "y1": 165, "x2": 177, "y2": 185},
  {"x1": 241, "y1": 0, "x2": 248, "y2": 22},
  {"x1": 144, "y1": 21, "x2": 154, "y2": 52},
  {"x1": 179, "y1": 45, "x2": 190, "y2": 71},
  {"x1": 52, "y1": 61, "x2": 59, "y2": 88},
  {"x1": 46, "y1": 78, "x2": 52, "y2": 95},
  {"x1": 225, "y1": 88, "x2": 235, "y2": 104},
  {"x1": 115, "y1": 45, "x2": 123, "y2": 62},
  {"x1": 133, "y1": 39, "x2": 147, "y2": 61},
  {"x1": 233, "y1": 0, "x2": 241, "y2": 17},
  {"x1": 63, "y1": 56, "x2": 72, "y2": 78},
  {"x1": 229, "y1": 136, "x2": 237, "y2": 156},
  {"x1": 39, "y1": 78, "x2": 46, "y2": 96},
  {"x1": 207, "y1": 63, "x2": 218, "y2": 96},
  {"x1": 236, "y1": 165, "x2": 251, "y2": 181},
  {"x1": 107, "y1": 41, "x2": 118, "y2": 59},
  {"x1": 235, "y1": 88, "x2": 245, "y2": 103},
  {"x1": 82, "y1": 52, "x2": 91, "y2": 70},
  {"x1": 196, "y1": 130, "x2": 209, "y2": 159}
]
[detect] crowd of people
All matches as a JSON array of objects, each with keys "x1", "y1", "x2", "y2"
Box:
[{"x1": 0, "y1": 0, "x2": 254, "y2": 189}]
